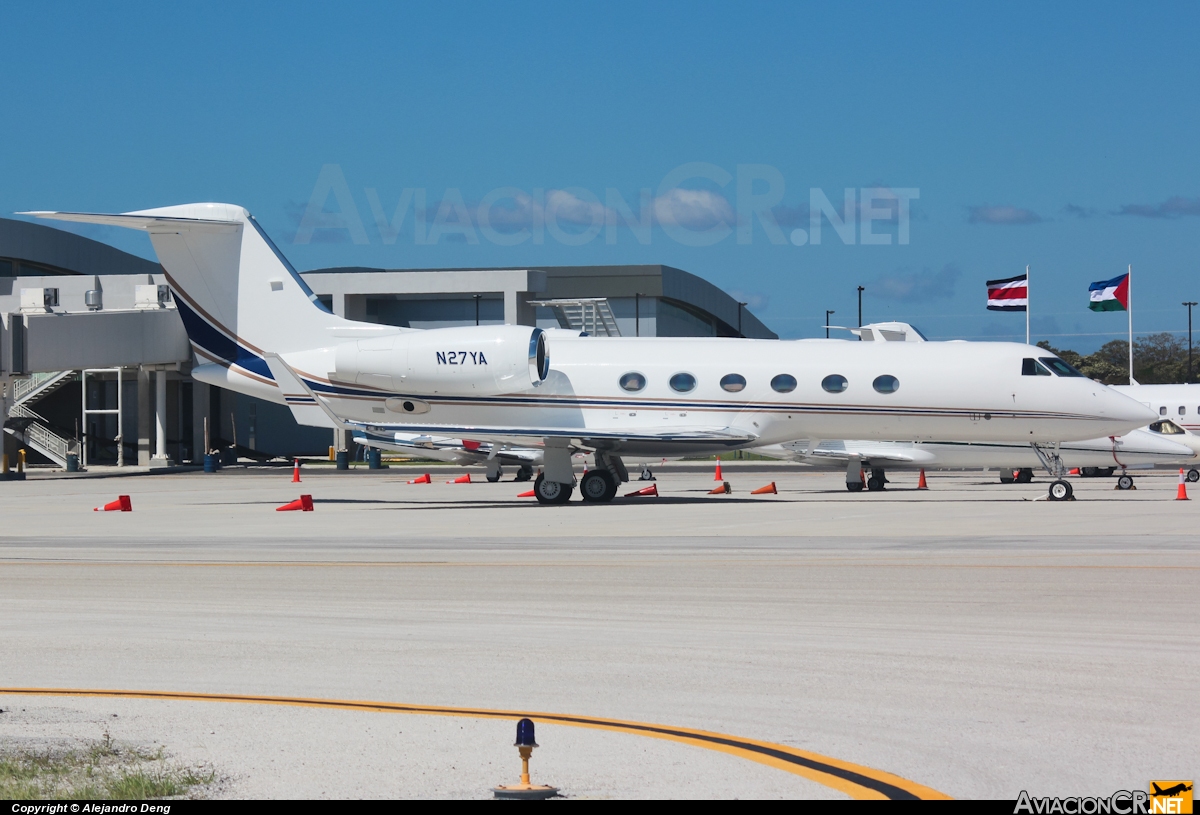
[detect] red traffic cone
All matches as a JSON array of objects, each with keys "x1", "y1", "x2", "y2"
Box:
[
  {"x1": 94, "y1": 495, "x2": 132, "y2": 512},
  {"x1": 1177, "y1": 468, "x2": 1190, "y2": 501},
  {"x1": 917, "y1": 469, "x2": 928, "y2": 490},
  {"x1": 277, "y1": 494, "x2": 314, "y2": 512},
  {"x1": 292, "y1": 459, "x2": 301, "y2": 483},
  {"x1": 625, "y1": 484, "x2": 658, "y2": 497},
  {"x1": 714, "y1": 458, "x2": 723, "y2": 481},
  {"x1": 1069, "y1": 468, "x2": 1080, "y2": 476},
  {"x1": 708, "y1": 482, "x2": 731, "y2": 495},
  {"x1": 517, "y1": 489, "x2": 536, "y2": 497},
  {"x1": 448, "y1": 473, "x2": 471, "y2": 484},
  {"x1": 751, "y1": 482, "x2": 777, "y2": 495},
  {"x1": 408, "y1": 473, "x2": 432, "y2": 484}
]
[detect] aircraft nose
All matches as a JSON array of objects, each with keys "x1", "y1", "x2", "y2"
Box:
[{"x1": 1104, "y1": 388, "x2": 1159, "y2": 424}]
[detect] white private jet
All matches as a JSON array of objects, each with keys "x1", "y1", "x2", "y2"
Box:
[{"x1": 27, "y1": 204, "x2": 1158, "y2": 503}]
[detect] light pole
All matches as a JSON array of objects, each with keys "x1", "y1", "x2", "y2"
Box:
[
  {"x1": 825, "y1": 310, "x2": 835, "y2": 339},
  {"x1": 1185, "y1": 301, "x2": 1197, "y2": 383}
]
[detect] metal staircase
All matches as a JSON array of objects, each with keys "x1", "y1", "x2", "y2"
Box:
[
  {"x1": 4, "y1": 371, "x2": 76, "y2": 467},
  {"x1": 529, "y1": 298, "x2": 622, "y2": 337}
]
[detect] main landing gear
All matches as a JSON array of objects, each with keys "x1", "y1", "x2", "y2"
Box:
[
  {"x1": 999, "y1": 468, "x2": 1035, "y2": 484},
  {"x1": 534, "y1": 450, "x2": 629, "y2": 504},
  {"x1": 514, "y1": 464, "x2": 534, "y2": 482},
  {"x1": 844, "y1": 460, "x2": 887, "y2": 492}
]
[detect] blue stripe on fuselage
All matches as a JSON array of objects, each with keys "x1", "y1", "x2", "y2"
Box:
[{"x1": 174, "y1": 297, "x2": 274, "y2": 381}]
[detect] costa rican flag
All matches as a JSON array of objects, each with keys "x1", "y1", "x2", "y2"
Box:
[
  {"x1": 986, "y1": 273, "x2": 1028, "y2": 311},
  {"x1": 1088, "y1": 273, "x2": 1130, "y2": 312}
]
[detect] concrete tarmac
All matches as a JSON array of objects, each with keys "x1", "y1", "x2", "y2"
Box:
[{"x1": 1, "y1": 464, "x2": 1196, "y2": 798}]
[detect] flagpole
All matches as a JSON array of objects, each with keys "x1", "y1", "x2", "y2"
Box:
[
  {"x1": 1025, "y1": 264, "x2": 1030, "y2": 345},
  {"x1": 1127, "y1": 264, "x2": 1134, "y2": 384}
]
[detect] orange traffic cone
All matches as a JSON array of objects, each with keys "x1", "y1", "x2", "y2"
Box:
[
  {"x1": 625, "y1": 484, "x2": 658, "y2": 497},
  {"x1": 1177, "y1": 468, "x2": 1190, "y2": 501},
  {"x1": 917, "y1": 469, "x2": 928, "y2": 490},
  {"x1": 708, "y1": 482, "x2": 731, "y2": 495},
  {"x1": 94, "y1": 495, "x2": 132, "y2": 512},
  {"x1": 714, "y1": 458, "x2": 723, "y2": 481},
  {"x1": 277, "y1": 494, "x2": 314, "y2": 512},
  {"x1": 751, "y1": 482, "x2": 777, "y2": 495},
  {"x1": 517, "y1": 489, "x2": 536, "y2": 498},
  {"x1": 448, "y1": 473, "x2": 471, "y2": 484},
  {"x1": 1069, "y1": 468, "x2": 1080, "y2": 476},
  {"x1": 408, "y1": 473, "x2": 432, "y2": 484},
  {"x1": 292, "y1": 459, "x2": 301, "y2": 483}
]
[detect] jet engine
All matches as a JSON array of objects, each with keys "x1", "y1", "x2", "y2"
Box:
[{"x1": 332, "y1": 325, "x2": 548, "y2": 396}]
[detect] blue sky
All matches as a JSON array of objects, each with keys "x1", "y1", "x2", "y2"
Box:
[{"x1": 2, "y1": 2, "x2": 1197, "y2": 349}]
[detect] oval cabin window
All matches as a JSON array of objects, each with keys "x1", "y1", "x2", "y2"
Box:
[
  {"x1": 720, "y1": 374, "x2": 746, "y2": 392},
  {"x1": 821, "y1": 374, "x2": 848, "y2": 393},
  {"x1": 669, "y1": 372, "x2": 697, "y2": 393}
]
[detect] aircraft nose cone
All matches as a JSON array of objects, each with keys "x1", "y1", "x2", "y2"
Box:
[{"x1": 1106, "y1": 388, "x2": 1159, "y2": 424}]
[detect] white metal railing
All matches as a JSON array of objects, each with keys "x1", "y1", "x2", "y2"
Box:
[
  {"x1": 9, "y1": 402, "x2": 48, "y2": 423},
  {"x1": 529, "y1": 298, "x2": 622, "y2": 337},
  {"x1": 11, "y1": 371, "x2": 72, "y2": 404},
  {"x1": 22, "y1": 422, "x2": 70, "y2": 466}
]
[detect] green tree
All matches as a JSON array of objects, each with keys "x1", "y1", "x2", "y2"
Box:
[{"x1": 1036, "y1": 335, "x2": 1189, "y2": 384}]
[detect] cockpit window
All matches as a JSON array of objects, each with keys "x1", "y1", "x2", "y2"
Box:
[
  {"x1": 1038, "y1": 357, "x2": 1086, "y2": 377},
  {"x1": 1022, "y1": 358, "x2": 1053, "y2": 376},
  {"x1": 1149, "y1": 420, "x2": 1186, "y2": 435}
]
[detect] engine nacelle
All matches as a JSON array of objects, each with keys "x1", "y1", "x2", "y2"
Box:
[{"x1": 332, "y1": 325, "x2": 548, "y2": 396}]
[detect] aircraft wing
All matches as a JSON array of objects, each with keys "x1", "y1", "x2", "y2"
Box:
[
  {"x1": 273, "y1": 354, "x2": 757, "y2": 449},
  {"x1": 755, "y1": 441, "x2": 932, "y2": 465},
  {"x1": 353, "y1": 432, "x2": 544, "y2": 466}
]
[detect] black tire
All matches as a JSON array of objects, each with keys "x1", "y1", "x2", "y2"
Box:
[
  {"x1": 1016, "y1": 468, "x2": 1034, "y2": 484},
  {"x1": 1000, "y1": 471, "x2": 1016, "y2": 484},
  {"x1": 1188, "y1": 469, "x2": 1199, "y2": 483},
  {"x1": 533, "y1": 473, "x2": 573, "y2": 504},
  {"x1": 866, "y1": 476, "x2": 885, "y2": 491},
  {"x1": 486, "y1": 468, "x2": 502, "y2": 483},
  {"x1": 846, "y1": 481, "x2": 864, "y2": 492},
  {"x1": 514, "y1": 465, "x2": 533, "y2": 482},
  {"x1": 580, "y1": 470, "x2": 617, "y2": 502},
  {"x1": 1048, "y1": 480, "x2": 1072, "y2": 501},
  {"x1": 1117, "y1": 474, "x2": 1134, "y2": 490},
  {"x1": 1081, "y1": 467, "x2": 1098, "y2": 478},
  {"x1": 1100, "y1": 468, "x2": 1116, "y2": 478},
  {"x1": 640, "y1": 468, "x2": 655, "y2": 481}
]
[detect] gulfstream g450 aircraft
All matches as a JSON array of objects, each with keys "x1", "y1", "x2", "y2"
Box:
[{"x1": 28, "y1": 204, "x2": 1157, "y2": 503}]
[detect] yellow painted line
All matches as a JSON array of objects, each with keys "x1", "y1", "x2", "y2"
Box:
[{"x1": 0, "y1": 687, "x2": 947, "y2": 800}]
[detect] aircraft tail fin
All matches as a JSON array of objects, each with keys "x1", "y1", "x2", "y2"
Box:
[{"x1": 25, "y1": 204, "x2": 361, "y2": 372}]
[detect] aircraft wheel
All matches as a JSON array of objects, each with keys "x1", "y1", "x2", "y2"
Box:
[
  {"x1": 533, "y1": 473, "x2": 573, "y2": 504},
  {"x1": 580, "y1": 470, "x2": 617, "y2": 502},
  {"x1": 486, "y1": 467, "x2": 502, "y2": 483},
  {"x1": 639, "y1": 468, "x2": 655, "y2": 481},
  {"x1": 1100, "y1": 467, "x2": 1116, "y2": 478},
  {"x1": 1188, "y1": 469, "x2": 1199, "y2": 483},
  {"x1": 1081, "y1": 467, "x2": 1098, "y2": 478},
  {"x1": 1116, "y1": 474, "x2": 1134, "y2": 490},
  {"x1": 866, "y1": 475, "x2": 886, "y2": 491},
  {"x1": 1015, "y1": 468, "x2": 1034, "y2": 484},
  {"x1": 1048, "y1": 480, "x2": 1073, "y2": 501},
  {"x1": 999, "y1": 470, "x2": 1016, "y2": 484},
  {"x1": 514, "y1": 465, "x2": 533, "y2": 482},
  {"x1": 846, "y1": 481, "x2": 864, "y2": 492}
]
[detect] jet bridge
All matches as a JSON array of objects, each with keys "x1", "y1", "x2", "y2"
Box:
[{"x1": 1, "y1": 274, "x2": 190, "y2": 468}]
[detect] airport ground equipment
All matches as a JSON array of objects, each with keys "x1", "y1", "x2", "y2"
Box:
[
  {"x1": 918, "y1": 469, "x2": 928, "y2": 489},
  {"x1": 1176, "y1": 469, "x2": 1190, "y2": 500},
  {"x1": 292, "y1": 459, "x2": 301, "y2": 482},
  {"x1": 493, "y1": 719, "x2": 558, "y2": 800}
]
